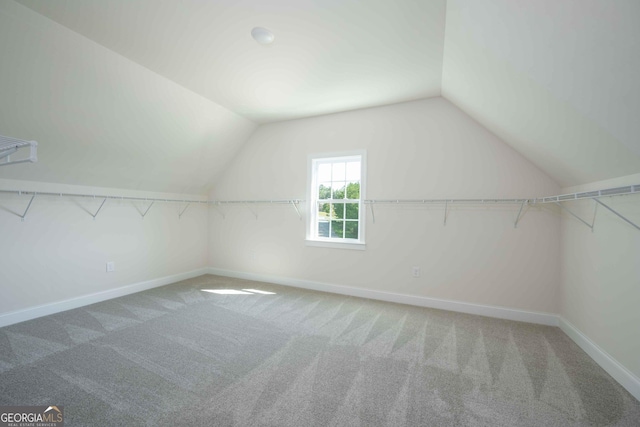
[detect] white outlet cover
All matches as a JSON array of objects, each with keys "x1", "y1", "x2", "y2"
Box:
[
  {"x1": 106, "y1": 262, "x2": 115, "y2": 272},
  {"x1": 412, "y1": 267, "x2": 421, "y2": 278}
]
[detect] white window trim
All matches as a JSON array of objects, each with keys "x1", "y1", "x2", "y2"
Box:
[{"x1": 306, "y1": 150, "x2": 366, "y2": 250}]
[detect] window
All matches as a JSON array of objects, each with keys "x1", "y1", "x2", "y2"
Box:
[{"x1": 307, "y1": 152, "x2": 366, "y2": 249}]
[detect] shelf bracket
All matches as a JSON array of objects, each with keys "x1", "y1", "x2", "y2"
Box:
[
  {"x1": 178, "y1": 203, "x2": 190, "y2": 220},
  {"x1": 514, "y1": 200, "x2": 527, "y2": 228},
  {"x1": 18, "y1": 193, "x2": 36, "y2": 222},
  {"x1": 591, "y1": 200, "x2": 598, "y2": 232},
  {"x1": 90, "y1": 197, "x2": 107, "y2": 221},
  {"x1": 0, "y1": 147, "x2": 18, "y2": 160},
  {"x1": 212, "y1": 203, "x2": 225, "y2": 219},
  {"x1": 141, "y1": 201, "x2": 154, "y2": 219},
  {"x1": 369, "y1": 203, "x2": 376, "y2": 224},
  {"x1": 245, "y1": 203, "x2": 258, "y2": 220},
  {"x1": 290, "y1": 200, "x2": 301, "y2": 220},
  {"x1": 554, "y1": 201, "x2": 593, "y2": 230},
  {"x1": 593, "y1": 198, "x2": 640, "y2": 232},
  {"x1": 444, "y1": 200, "x2": 448, "y2": 226}
]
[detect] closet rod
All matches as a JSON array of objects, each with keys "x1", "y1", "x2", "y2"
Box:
[
  {"x1": 363, "y1": 185, "x2": 639, "y2": 205},
  {"x1": 0, "y1": 190, "x2": 208, "y2": 205},
  {"x1": 365, "y1": 198, "x2": 527, "y2": 204},
  {"x1": 1, "y1": 184, "x2": 636, "y2": 207},
  {"x1": 213, "y1": 199, "x2": 303, "y2": 204}
]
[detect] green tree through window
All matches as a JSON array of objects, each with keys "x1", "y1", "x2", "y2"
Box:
[
  {"x1": 310, "y1": 153, "x2": 365, "y2": 244},
  {"x1": 331, "y1": 182, "x2": 359, "y2": 238}
]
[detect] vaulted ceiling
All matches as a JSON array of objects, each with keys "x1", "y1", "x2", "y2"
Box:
[
  {"x1": 442, "y1": 0, "x2": 640, "y2": 187},
  {"x1": 1, "y1": 0, "x2": 639, "y2": 192},
  {"x1": 15, "y1": 0, "x2": 446, "y2": 123}
]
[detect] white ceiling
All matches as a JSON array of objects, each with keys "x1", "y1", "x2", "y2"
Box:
[
  {"x1": 442, "y1": 0, "x2": 640, "y2": 187},
  {"x1": 16, "y1": 0, "x2": 446, "y2": 124},
  {"x1": 4, "y1": 0, "x2": 640, "y2": 190}
]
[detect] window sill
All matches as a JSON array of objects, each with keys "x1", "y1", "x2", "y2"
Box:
[{"x1": 305, "y1": 239, "x2": 366, "y2": 251}]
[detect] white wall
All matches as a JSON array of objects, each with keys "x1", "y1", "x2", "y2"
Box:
[
  {"x1": 209, "y1": 98, "x2": 561, "y2": 314},
  {"x1": 0, "y1": 178, "x2": 209, "y2": 321},
  {"x1": 560, "y1": 173, "x2": 640, "y2": 380}
]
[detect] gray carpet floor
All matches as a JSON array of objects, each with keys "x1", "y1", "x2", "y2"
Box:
[{"x1": 0, "y1": 274, "x2": 638, "y2": 426}]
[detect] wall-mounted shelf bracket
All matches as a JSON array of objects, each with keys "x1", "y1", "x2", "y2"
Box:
[
  {"x1": 290, "y1": 200, "x2": 301, "y2": 220},
  {"x1": 514, "y1": 200, "x2": 527, "y2": 228},
  {"x1": 90, "y1": 197, "x2": 107, "y2": 221},
  {"x1": 178, "y1": 203, "x2": 190, "y2": 220},
  {"x1": 554, "y1": 201, "x2": 594, "y2": 231},
  {"x1": 141, "y1": 201, "x2": 154, "y2": 219},
  {"x1": 593, "y1": 198, "x2": 640, "y2": 231},
  {"x1": 591, "y1": 200, "x2": 598, "y2": 232},
  {"x1": 0, "y1": 147, "x2": 17, "y2": 159},
  {"x1": 245, "y1": 204, "x2": 258, "y2": 220},
  {"x1": 212, "y1": 203, "x2": 226, "y2": 219},
  {"x1": 18, "y1": 192, "x2": 36, "y2": 222},
  {"x1": 444, "y1": 200, "x2": 449, "y2": 226}
]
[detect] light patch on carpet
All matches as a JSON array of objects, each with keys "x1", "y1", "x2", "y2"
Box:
[
  {"x1": 425, "y1": 324, "x2": 459, "y2": 372},
  {"x1": 242, "y1": 289, "x2": 276, "y2": 294},
  {"x1": 202, "y1": 289, "x2": 254, "y2": 295},
  {"x1": 5, "y1": 331, "x2": 68, "y2": 364},
  {"x1": 62, "y1": 323, "x2": 105, "y2": 345}
]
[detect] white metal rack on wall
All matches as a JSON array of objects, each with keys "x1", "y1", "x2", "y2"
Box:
[
  {"x1": 208, "y1": 184, "x2": 640, "y2": 232},
  {"x1": 0, "y1": 190, "x2": 208, "y2": 221},
  {"x1": 1, "y1": 185, "x2": 638, "y2": 231},
  {"x1": 0, "y1": 135, "x2": 37, "y2": 167},
  {"x1": 363, "y1": 184, "x2": 640, "y2": 231},
  {"x1": 211, "y1": 200, "x2": 304, "y2": 220},
  {"x1": 364, "y1": 198, "x2": 531, "y2": 227}
]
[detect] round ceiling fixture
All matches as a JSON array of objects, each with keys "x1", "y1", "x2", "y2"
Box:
[{"x1": 251, "y1": 27, "x2": 275, "y2": 45}]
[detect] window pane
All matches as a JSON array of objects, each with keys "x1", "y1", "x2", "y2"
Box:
[
  {"x1": 333, "y1": 202, "x2": 345, "y2": 219},
  {"x1": 332, "y1": 162, "x2": 346, "y2": 182},
  {"x1": 317, "y1": 163, "x2": 331, "y2": 182},
  {"x1": 346, "y1": 182, "x2": 360, "y2": 199},
  {"x1": 330, "y1": 220, "x2": 344, "y2": 238},
  {"x1": 317, "y1": 202, "x2": 331, "y2": 221},
  {"x1": 346, "y1": 161, "x2": 361, "y2": 181},
  {"x1": 345, "y1": 221, "x2": 359, "y2": 239},
  {"x1": 332, "y1": 183, "x2": 346, "y2": 199},
  {"x1": 345, "y1": 203, "x2": 359, "y2": 219},
  {"x1": 318, "y1": 219, "x2": 330, "y2": 238},
  {"x1": 318, "y1": 183, "x2": 332, "y2": 199},
  {"x1": 310, "y1": 155, "x2": 364, "y2": 244}
]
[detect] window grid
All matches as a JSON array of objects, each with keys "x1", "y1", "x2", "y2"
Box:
[{"x1": 311, "y1": 156, "x2": 363, "y2": 242}]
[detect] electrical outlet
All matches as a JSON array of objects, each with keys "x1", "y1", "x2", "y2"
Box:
[
  {"x1": 106, "y1": 262, "x2": 115, "y2": 273},
  {"x1": 412, "y1": 266, "x2": 421, "y2": 278}
]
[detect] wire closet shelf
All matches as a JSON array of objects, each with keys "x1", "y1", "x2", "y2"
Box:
[
  {"x1": 0, "y1": 186, "x2": 638, "y2": 229},
  {"x1": 0, "y1": 135, "x2": 38, "y2": 167}
]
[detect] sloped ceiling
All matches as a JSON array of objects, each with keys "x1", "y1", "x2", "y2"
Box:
[
  {"x1": 15, "y1": 0, "x2": 446, "y2": 124},
  {"x1": 442, "y1": 0, "x2": 640, "y2": 187},
  {"x1": 0, "y1": 1, "x2": 257, "y2": 194},
  {"x1": 2, "y1": 0, "x2": 640, "y2": 191}
]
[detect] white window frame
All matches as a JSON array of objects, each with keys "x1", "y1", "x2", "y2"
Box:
[{"x1": 306, "y1": 150, "x2": 366, "y2": 250}]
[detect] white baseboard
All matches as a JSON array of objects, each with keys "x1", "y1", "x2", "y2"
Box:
[
  {"x1": 559, "y1": 317, "x2": 640, "y2": 402},
  {"x1": 0, "y1": 268, "x2": 208, "y2": 328},
  {"x1": 2, "y1": 266, "x2": 637, "y2": 402},
  {"x1": 207, "y1": 267, "x2": 559, "y2": 326},
  {"x1": 209, "y1": 267, "x2": 640, "y2": 401}
]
